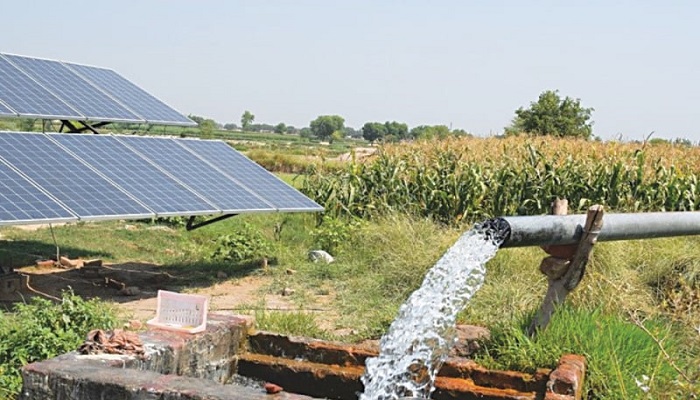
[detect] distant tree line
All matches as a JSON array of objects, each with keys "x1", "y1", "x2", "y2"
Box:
[{"x1": 184, "y1": 91, "x2": 696, "y2": 145}]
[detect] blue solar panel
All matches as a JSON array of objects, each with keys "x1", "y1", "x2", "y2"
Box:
[
  {"x1": 179, "y1": 140, "x2": 324, "y2": 212},
  {"x1": 115, "y1": 136, "x2": 274, "y2": 213},
  {"x1": 0, "y1": 132, "x2": 154, "y2": 220},
  {"x1": 0, "y1": 55, "x2": 83, "y2": 119},
  {"x1": 50, "y1": 134, "x2": 219, "y2": 216},
  {"x1": 4, "y1": 55, "x2": 144, "y2": 123},
  {"x1": 0, "y1": 158, "x2": 77, "y2": 225},
  {"x1": 0, "y1": 101, "x2": 15, "y2": 116},
  {"x1": 65, "y1": 63, "x2": 195, "y2": 126}
]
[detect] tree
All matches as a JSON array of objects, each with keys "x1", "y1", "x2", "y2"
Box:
[
  {"x1": 241, "y1": 110, "x2": 255, "y2": 131},
  {"x1": 309, "y1": 115, "x2": 345, "y2": 142},
  {"x1": 188, "y1": 114, "x2": 218, "y2": 136},
  {"x1": 199, "y1": 119, "x2": 217, "y2": 136},
  {"x1": 362, "y1": 122, "x2": 387, "y2": 143},
  {"x1": 223, "y1": 123, "x2": 239, "y2": 131},
  {"x1": 410, "y1": 125, "x2": 451, "y2": 140},
  {"x1": 384, "y1": 121, "x2": 409, "y2": 141},
  {"x1": 506, "y1": 90, "x2": 594, "y2": 138},
  {"x1": 361, "y1": 121, "x2": 409, "y2": 143},
  {"x1": 344, "y1": 126, "x2": 362, "y2": 138},
  {"x1": 299, "y1": 127, "x2": 313, "y2": 139},
  {"x1": 188, "y1": 114, "x2": 205, "y2": 125},
  {"x1": 274, "y1": 122, "x2": 287, "y2": 134}
]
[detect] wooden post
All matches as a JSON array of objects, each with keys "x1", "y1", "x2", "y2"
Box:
[{"x1": 528, "y1": 200, "x2": 604, "y2": 336}]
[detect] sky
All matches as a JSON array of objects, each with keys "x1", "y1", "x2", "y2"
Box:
[{"x1": 3, "y1": 1, "x2": 699, "y2": 142}]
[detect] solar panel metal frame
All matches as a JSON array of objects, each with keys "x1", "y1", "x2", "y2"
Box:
[
  {"x1": 0, "y1": 131, "x2": 156, "y2": 222},
  {"x1": 64, "y1": 61, "x2": 196, "y2": 126},
  {"x1": 0, "y1": 157, "x2": 78, "y2": 226},
  {"x1": 47, "y1": 133, "x2": 222, "y2": 218},
  {"x1": 0, "y1": 54, "x2": 86, "y2": 120},
  {"x1": 0, "y1": 99, "x2": 17, "y2": 116},
  {"x1": 3, "y1": 54, "x2": 146, "y2": 124},
  {"x1": 176, "y1": 138, "x2": 324, "y2": 213},
  {"x1": 113, "y1": 135, "x2": 275, "y2": 214}
]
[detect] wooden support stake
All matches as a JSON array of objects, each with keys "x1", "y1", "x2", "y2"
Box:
[{"x1": 528, "y1": 201, "x2": 604, "y2": 336}]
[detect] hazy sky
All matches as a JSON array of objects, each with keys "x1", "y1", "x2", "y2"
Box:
[{"x1": 3, "y1": 1, "x2": 699, "y2": 141}]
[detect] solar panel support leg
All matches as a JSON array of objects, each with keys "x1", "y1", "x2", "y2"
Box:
[
  {"x1": 186, "y1": 214, "x2": 238, "y2": 231},
  {"x1": 59, "y1": 120, "x2": 111, "y2": 134}
]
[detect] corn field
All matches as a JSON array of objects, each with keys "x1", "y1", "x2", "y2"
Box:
[{"x1": 302, "y1": 136, "x2": 700, "y2": 224}]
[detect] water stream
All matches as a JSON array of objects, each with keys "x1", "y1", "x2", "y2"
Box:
[{"x1": 360, "y1": 221, "x2": 508, "y2": 399}]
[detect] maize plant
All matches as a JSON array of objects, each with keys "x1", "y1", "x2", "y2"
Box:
[{"x1": 302, "y1": 136, "x2": 700, "y2": 224}]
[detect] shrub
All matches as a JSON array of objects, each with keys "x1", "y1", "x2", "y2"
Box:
[
  {"x1": 0, "y1": 291, "x2": 118, "y2": 396},
  {"x1": 210, "y1": 222, "x2": 272, "y2": 262},
  {"x1": 310, "y1": 216, "x2": 362, "y2": 255}
]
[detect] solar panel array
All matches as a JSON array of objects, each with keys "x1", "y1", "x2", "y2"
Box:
[
  {"x1": 0, "y1": 159, "x2": 76, "y2": 224},
  {"x1": 0, "y1": 131, "x2": 323, "y2": 226},
  {"x1": 0, "y1": 53, "x2": 195, "y2": 126}
]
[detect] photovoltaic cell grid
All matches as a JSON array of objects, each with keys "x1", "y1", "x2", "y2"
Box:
[
  {"x1": 66, "y1": 63, "x2": 195, "y2": 125},
  {"x1": 0, "y1": 131, "x2": 323, "y2": 226},
  {"x1": 116, "y1": 136, "x2": 275, "y2": 213},
  {"x1": 0, "y1": 55, "x2": 83, "y2": 119},
  {"x1": 50, "y1": 134, "x2": 219, "y2": 215},
  {"x1": 0, "y1": 52, "x2": 195, "y2": 126},
  {"x1": 4, "y1": 54, "x2": 143, "y2": 122},
  {"x1": 0, "y1": 101, "x2": 15, "y2": 115},
  {"x1": 179, "y1": 140, "x2": 323, "y2": 211},
  {"x1": 0, "y1": 132, "x2": 153, "y2": 219},
  {"x1": 0, "y1": 159, "x2": 77, "y2": 225}
]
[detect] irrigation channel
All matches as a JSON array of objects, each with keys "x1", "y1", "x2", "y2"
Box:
[{"x1": 359, "y1": 211, "x2": 700, "y2": 399}]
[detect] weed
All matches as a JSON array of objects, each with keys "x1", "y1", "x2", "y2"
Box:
[
  {"x1": 474, "y1": 306, "x2": 688, "y2": 399},
  {"x1": 210, "y1": 222, "x2": 272, "y2": 263},
  {"x1": 310, "y1": 215, "x2": 362, "y2": 255},
  {"x1": 0, "y1": 291, "x2": 118, "y2": 396}
]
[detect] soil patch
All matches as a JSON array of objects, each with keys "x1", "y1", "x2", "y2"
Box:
[{"x1": 2, "y1": 263, "x2": 340, "y2": 332}]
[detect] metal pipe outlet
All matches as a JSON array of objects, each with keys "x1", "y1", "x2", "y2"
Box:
[{"x1": 485, "y1": 211, "x2": 700, "y2": 248}]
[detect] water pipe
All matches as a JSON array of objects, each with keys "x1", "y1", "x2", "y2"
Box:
[{"x1": 483, "y1": 211, "x2": 700, "y2": 248}]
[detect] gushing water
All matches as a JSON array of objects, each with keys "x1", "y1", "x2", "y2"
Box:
[{"x1": 360, "y1": 222, "x2": 507, "y2": 400}]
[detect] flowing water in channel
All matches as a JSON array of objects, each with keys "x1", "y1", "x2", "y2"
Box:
[{"x1": 360, "y1": 222, "x2": 507, "y2": 400}]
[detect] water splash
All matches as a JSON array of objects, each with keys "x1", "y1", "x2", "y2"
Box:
[{"x1": 360, "y1": 222, "x2": 507, "y2": 399}]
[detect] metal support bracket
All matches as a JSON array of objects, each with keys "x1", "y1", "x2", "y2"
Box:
[
  {"x1": 59, "y1": 120, "x2": 111, "y2": 134},
  {"x1": 186, "y1": 214, "x2": 238, "y2": 231}
]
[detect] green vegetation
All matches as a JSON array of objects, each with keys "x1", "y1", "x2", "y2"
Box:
[
  {"x1": 310, "y1": 115, "x2": 345, "y2": 142},
  {"x1": 0, "y1": 291, "x2": 118, "y2": 396},
  {"x1": 210, "y1": 222, "x2": 272, "y2": 263},
  {"x1": 361, "y1": 121, "x2": 409, "y2": 143},
  {"x1": 506, "y1": 90, "x2": 594, "y2": 138},
  {"x1": 241, "y1": 110, "x2": 255, "y2": 130},
  {"x1": 0, "y1": 134, "x2": 698, "y2": 398},
  {"x1": 303, "y1": 136, "x2": 700, "y2": 224},
  {"x1": 477, "y1": 306, "x2": 692, "y2": 398}
]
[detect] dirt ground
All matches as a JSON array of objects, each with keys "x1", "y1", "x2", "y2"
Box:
[{"x1": 1, "y1": 261, "x2": 339, "y2": 331}]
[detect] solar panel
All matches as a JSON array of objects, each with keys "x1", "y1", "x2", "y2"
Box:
[
  {"x1": 115, "y1": 136, "x2": 275, "y2": 213},
  {"x1": 65, "y1": 63, "x2": 196, "y2": 126},
  {"x1": 0, "y1": 158, "x2": 77, "y2": 225},
  {"x1": 50, "y1": 134, "x2": 219, "y2": 216},
  {"x1": 0, "y1": 100, "x2": 16, "y2": 116},
  {"x1": 0, "y1": 132, "x2": 154, "y2": 220},
  {"x1": 179, "y1": 139, "x2": 324, "y2": 212},
  {"x1": 4, "y1": 54, "x2": 144, "y2": 123},
  {"x1": 0, "y1": 55, "x2": 84, "y2": 119}
]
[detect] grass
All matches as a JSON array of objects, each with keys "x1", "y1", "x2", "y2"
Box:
[
  {"x1": 476, "y1": 306, "x2": 691, "y2": 399},
  {"x1": 1, "y1": 135, "x2": 699, "y2": 398},
  {"x1": 1, "y1": 213, "x2": 698, "y2": 398}
]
